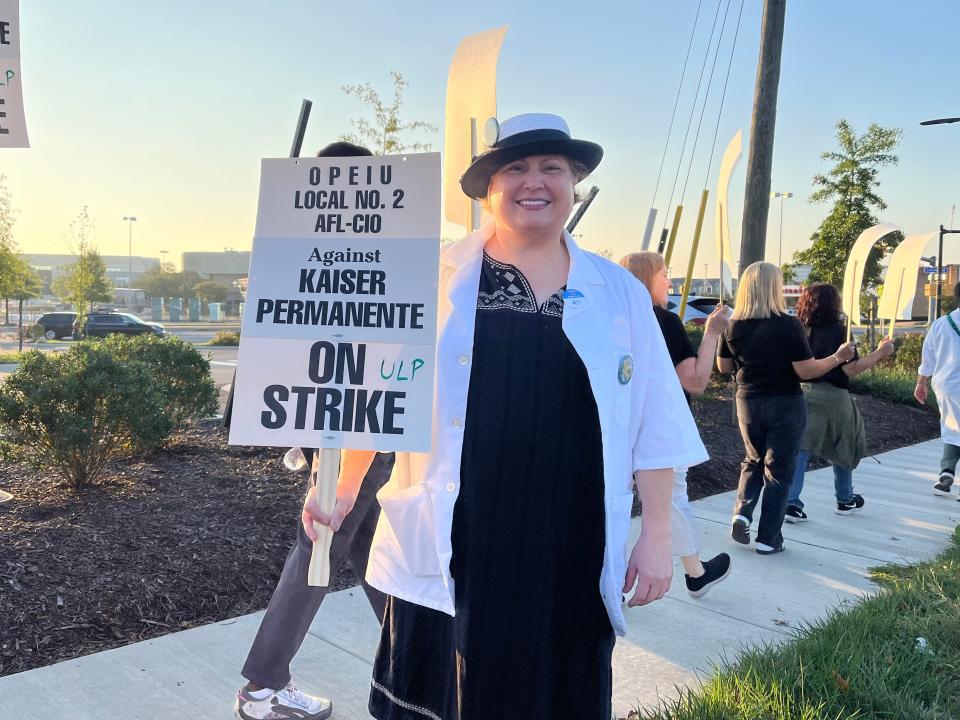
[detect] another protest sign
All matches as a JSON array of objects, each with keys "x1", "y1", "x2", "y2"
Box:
[{"x1": 0, "y1": 0, "x2": 27, "y2": 148}]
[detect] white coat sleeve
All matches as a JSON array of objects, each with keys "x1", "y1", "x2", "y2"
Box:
[
  {"x1": 628, "y1": 282, "x2": 709, "y2": 472},
  {"x1": 918, "y1": 321, "x2": 939, "y2": 377}
]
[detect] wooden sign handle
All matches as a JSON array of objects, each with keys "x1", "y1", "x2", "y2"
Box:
[{"x1": 307, "y1": 448, "x2": 341, "y2": 587}]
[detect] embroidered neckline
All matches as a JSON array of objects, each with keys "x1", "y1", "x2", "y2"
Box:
[{"x1": 478, "y1": 252, "x2": 565, "y2": 316}]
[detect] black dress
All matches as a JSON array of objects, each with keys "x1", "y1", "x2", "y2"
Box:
[{"x1": 369, "y1": 253, "x2": 613, "y2": 720}]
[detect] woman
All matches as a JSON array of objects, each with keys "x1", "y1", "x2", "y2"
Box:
[
  {"x1": 785, "y1": 283, "x2": 894, "y2": 521},
  {"x1": 303, "y1": 113, "x2": 707, "y2": 719},
  {"x1": 717, "y1": 262, "x2": 855, "y2": 555},
  {"x1": 620, "y1": 251, "x2": 731, "y2": 598}
]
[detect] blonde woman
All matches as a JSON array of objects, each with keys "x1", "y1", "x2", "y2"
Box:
[
  {"x1": 621, "y1": 251, "x2": 731, "y2": 597},
  {"x1": 716, "y1": 262, "x2": 854, "y2": 555}
]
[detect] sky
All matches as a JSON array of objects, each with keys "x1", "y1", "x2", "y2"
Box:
[{"x1": 3, "y1": 0, "x2": 959, "y2": 275}]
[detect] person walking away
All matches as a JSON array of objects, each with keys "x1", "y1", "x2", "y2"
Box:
[
  {"x1": 717, "y1": 262, "x2": 855, "y2": 555},
  {"x1": 785, "y1": 282, "x2": 894, "y2": 521},
  {"x1": 620, "y1": 250, "x2": 731, "y2": 597},
  {"x1": 916, "y1": 282, "x2": 960, "y2": 499}
]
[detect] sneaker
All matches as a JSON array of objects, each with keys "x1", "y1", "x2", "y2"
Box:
[
  {"x1": 685, "y1": 553, "x2": 732, "y2": 598},
  {"x1": 934, "y1": 471, "x2": 954, "y2": 496},
  {"x1": 235, "y1": 683, "x2": 333, "y2": 720},
  {"x1": 835, "y1": 494, "x2": 865, "y2": 515},
  {"x1": 784, "y1": 506, "x2": 808, "y2": 523},
  {"x1": 731, "y1": 515, "x2": 751, "y2": 545},
  {"x1": 755, "y1": 541, "x2": 785, "y2": 555}
]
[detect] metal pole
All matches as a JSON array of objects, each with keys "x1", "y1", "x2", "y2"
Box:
[
  {"x1": 641, "y1": 208, "x2": 658, "y2": 250},
  {"x1": 566, "y1": 186, "x2": 600, "y2": 234},
  {"x1": 778, "y1": 194, "x2": 784, "y2": 266},
  {"x1": 289, "y1": 99, "x2": 312, "y2": 158},
  {"x1": 664, "y1": 205, "x2": 685, "y2": 267},
  {"x1": 679, "y1": 190, "x2": 710, "y2": 320},
  {"x1": 938, "y1": 225, "x2": 945, "y2": 318}
]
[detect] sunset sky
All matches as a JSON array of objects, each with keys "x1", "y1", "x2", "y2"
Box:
[{"x1": 4, "y1": 0, "x2": 959, "y2": 273}]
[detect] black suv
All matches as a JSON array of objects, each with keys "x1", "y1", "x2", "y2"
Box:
[
  {"x1": 78, "y1": 311, "x2": 165, "y2": 339},
  {"x1": 35, "y1": 312, "x2": 78, "y2": 340}
]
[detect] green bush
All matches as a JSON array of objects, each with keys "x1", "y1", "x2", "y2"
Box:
[
  {"x1": 205, "y1": 330, "x2": 240, "y2": 346},
  {"x1": 99, "y1": 333, "x2": 219, "y2": 427},
  {"x1": 0, "y1": 346, "x2": 171, "y2": 488},
  {"x1": 684, "y1": 323, "x2": 704, "y2": 352}
]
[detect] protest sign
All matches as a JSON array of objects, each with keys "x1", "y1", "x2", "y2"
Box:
[
  {"x1": 228, "y1": 153, "x2": 440, "y2": 453},
  {"x1": 0, "y1": 0, "x2": 27, "y2": 148}
]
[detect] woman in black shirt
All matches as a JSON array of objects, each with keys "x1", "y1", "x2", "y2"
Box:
[
  {"x1": 785, "y1": 283, "x2": 894, "y2": 521},
  {"x1": 717, "y1": 262, "x2": 855, "y2": 554}
]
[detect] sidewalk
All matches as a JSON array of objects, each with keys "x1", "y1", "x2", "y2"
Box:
[{"x1": 1, "y1": 439, "x2": 957, "y2": 719}]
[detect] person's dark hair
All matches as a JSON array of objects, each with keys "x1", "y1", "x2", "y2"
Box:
[
  {"x1": 796, "y1": 282, "x2": 844, "y2": 328},
  {"x1": 317, "y1": 141, "x2": 373, "y2": 157},
  {"x1": 954, "y1": 282, "x2": 960, "y2": 302}
]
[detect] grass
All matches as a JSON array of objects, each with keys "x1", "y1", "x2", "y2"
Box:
[
  {"x1": 203, "y1": 331, "x2": 240, "y2": 346},
  {"x1": 0, "y1": 351, "x2": 23, "y2": 364},
  {"x1": 629, "y1": 525, "x2": 960, "y2": 720},
  {"x1": 850, "y1": 367, "x2": 937, "y2": 409}
]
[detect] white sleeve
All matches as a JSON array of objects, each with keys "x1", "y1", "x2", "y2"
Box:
[
  {"x1": 918, "y1": 322, "x2": 939, "y2": 377},
  {"x1": 628, "y1": 282, "x2": 709, "y2": 472}
]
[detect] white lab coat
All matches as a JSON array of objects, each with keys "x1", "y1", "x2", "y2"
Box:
[
  {"x1": 365, "y1": 223, "x2": 708, "y2": 636},
  {"x1": 919, "y1": 309, "x2": 960, "y2": 446}
]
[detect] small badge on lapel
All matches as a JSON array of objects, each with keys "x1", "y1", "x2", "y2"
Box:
[
  {"x1": 618, "y1": 354, "x2": 633, "y2": 385},
  {"x1": 562, "y1": 288, "x2": 585, "y2": 308}
]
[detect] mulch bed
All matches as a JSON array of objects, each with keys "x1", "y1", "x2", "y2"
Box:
[{"x1": 0, "y1": 395, "x2": 941, "y2": 678}]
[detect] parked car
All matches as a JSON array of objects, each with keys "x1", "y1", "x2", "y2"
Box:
[
  {"x1": 35, "y1": 312, "x2": 78, "y2": 340},
  {"x1": 666, "y1": 294, "x2": 720, "y2": 326},
  {"x1": 76, "y1": 310, "x2": 166, "y2": 339}
]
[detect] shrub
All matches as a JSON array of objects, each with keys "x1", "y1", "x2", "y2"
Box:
[
  {"x1": 206, "y1": 330, "x2": 240, "y2": 346},
  {"x1": 684, "y1": 323, "x2": 704, "y2": 352},
  {"x1": 99, "y1": 333, "x2": 219, "y2": 427},
  {"x1": 0, "y1": 346, "x2": 171, "y2": 488}
]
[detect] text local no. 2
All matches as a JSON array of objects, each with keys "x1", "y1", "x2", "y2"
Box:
[{"x1": 295, "y1": 163, "x2": 404, "y2": 234}]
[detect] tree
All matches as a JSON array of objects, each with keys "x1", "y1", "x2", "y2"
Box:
[
  {"x1": 193, "y1": 280, "x2": 229, "y2": 304},
  {"x1": 780, "y1": 263, "x2": 798, "y2": 284},
  {"x1": 0, "y1": 174, "x2": 20, "y2": 324},
  {"x1": 792, "y1": 120, "x2": 903, "y2": 287},
  {"x1": 52, "y1": 208, "x2": 113, "y2": 312},
  {"x1": 12, "y1": 258, "x2": 42, "y2": 351},
  {"x1": 140, "y1": 262, "x2": 183, "y2": 301},
  {"x1": 341, "y1": 70, "x2": 437, "y2": 154}
]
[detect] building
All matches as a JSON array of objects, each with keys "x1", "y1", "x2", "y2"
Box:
[
  {"x1": 26, "y1": 254, "x2": 160, "y2": 295},
  {"x1": 181, "y1": 250, "x2": 251, "y2": 286}
]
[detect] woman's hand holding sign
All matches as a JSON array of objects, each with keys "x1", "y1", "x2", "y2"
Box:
[{"x1": 302, "y1": 449, "x2": 378, "y2": 539}]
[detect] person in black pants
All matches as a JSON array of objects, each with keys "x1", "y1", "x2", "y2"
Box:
[
  {"x1": 717, "y1": 262, "x2": 855, "y2": 555},
  {"x1": 233, "y1": 141, "x2": 394, "y2": 720}
]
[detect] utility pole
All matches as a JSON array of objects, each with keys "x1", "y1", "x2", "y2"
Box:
[{"x1": 740, "y1": 0, "x2": 787, "y2": 271}]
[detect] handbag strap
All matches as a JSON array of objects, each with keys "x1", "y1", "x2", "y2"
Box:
[{"x1": 946, "y1": 312, "x2": 960, "y2": 340}]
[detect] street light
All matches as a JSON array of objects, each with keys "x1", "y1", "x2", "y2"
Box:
[
  {"x1": 123, "y1": 216, "x2": 137, "y2": 307},
  {"x1": 920, "y1": 118, "x2": 959, "y2": 315},
  {"x1": 770, "y1": 191, "x2": 793, "y2": 267}
]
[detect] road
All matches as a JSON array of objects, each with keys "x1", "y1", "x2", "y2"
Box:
[{"x1": 0, "y1": 329, "x2": 239, "y2": 413}]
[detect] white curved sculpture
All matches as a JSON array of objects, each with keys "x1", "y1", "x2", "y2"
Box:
[
  {"x1": 841, "y1": 223, "x2": 900, "y2": 326},
  {"x1": 877, "y1": 231, "x2": 937, "y2": 322},
  {"x1": 443, "y1": 27, "x2": 508, "y2": 229},
  {"x1": 714, "y1": 130, "x2": 741, "y2": 298}
]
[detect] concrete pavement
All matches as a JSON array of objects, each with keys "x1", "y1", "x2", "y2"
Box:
[{"x1": 0, "y1": 439, "x2": 957, "y2": 719}]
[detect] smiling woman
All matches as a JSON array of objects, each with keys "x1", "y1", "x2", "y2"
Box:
[{"x1": 302, "y1": 113, "x2": 708, "y2": 720}]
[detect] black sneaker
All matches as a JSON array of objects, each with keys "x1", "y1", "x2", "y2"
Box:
[
  {"x1": 755, "y1": 541, "x2": 785, "y2": 555},
  {"x1": 685, "y1": 553, "x2": 732, "y2": 598},
  {"x1": 836, "y1": 494, "x2": 865, "y2": 515},
  {"x1": 784, "y1": 506, "x2": 808, "y2": 523},
  {"x1": 731, "y1": 515, "x2": 751, "y2": 545},
  {"x1": 934, "y1": 472, "x2": 954, "y2": 496}
]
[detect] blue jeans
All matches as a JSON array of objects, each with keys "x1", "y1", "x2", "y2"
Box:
[
  {"x1": 734, "y1": 394, "x2": 806, "y2": 547},
  {"x1": 788, "y1": 449, "x2": 854, "y2": 508}
]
